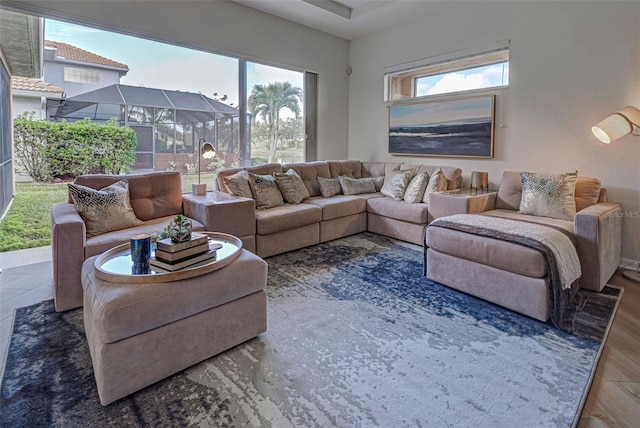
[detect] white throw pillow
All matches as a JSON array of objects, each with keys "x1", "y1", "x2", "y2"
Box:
[
  {"x1": 422, "y1": 169, "x2": 447, "y2": 203},
  {"x1": 381, "y1": 169, "x2": 415, "y2": 200}
]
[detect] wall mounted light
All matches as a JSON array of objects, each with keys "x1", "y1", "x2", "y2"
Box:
[
  {"x1": 591, "y1": 106, "x2": 640, "y2": 283},
  {"x1": 591, "y1": 106, "x2": 640, "y2": 144},
  {"x1": 192, "y1": 138, "x2": 216, "y2": 195}
]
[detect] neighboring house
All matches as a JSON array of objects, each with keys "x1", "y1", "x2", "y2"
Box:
[
  {"x1": 11, "y1": 76, "x2": 64, "y2": 119},
  {"x1": 43, "y1": 40, "x2": 128, "y2": 98}
]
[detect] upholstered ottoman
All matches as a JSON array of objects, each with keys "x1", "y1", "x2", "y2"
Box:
[{"x1": 81, "y1": 249, "x2": 268, "y2": 405}]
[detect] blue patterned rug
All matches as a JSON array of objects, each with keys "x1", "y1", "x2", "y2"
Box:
[{"x1": 0, "y1": 233, "x2": 621, "y2": 427}]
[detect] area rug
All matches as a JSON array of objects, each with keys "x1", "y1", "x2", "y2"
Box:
[{"x1": 0, "y1": 233, "x2": 621, "y2": 427}]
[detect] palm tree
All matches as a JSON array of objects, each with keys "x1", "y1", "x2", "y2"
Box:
[{"x1": 248, "y1": 81, "x2": 302, "y2": 163}]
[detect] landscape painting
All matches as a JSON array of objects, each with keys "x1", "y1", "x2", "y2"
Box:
[{"x1": 389, "y1": 95, "x2": 495, "y2": 158}]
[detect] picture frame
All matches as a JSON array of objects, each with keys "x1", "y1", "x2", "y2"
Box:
[{"x1": 388, "y1": 95, "x2": 495, "y2": 158}]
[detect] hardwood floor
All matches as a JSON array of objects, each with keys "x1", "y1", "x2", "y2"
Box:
[{"x1": 1, "y1": 249, "x2": 639, "y2": 426}]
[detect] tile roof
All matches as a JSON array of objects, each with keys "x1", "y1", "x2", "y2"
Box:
[
  {"x1": 11, "y1": 76, "x2": 64, "y2": 94},
  {"x1": 45, "y1": 40, "x2": 129, "y2": 70}
]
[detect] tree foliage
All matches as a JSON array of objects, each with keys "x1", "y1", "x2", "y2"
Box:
[
  {"x1": 248, "y1": 81, "x2": 302, "y2": 163},
  {"x1": 13, "y1": 113, "x2": 137, "y2": 182}
]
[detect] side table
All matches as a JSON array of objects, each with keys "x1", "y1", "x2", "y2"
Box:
[
  {"x1": 183, "y1": 190, "x2": 256, "y2": 253},
  {"x1": 428, "y1": 190, "x2": 497, "y2": 220}
]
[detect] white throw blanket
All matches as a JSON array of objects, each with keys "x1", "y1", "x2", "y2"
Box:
[{"x1": 431, "y1": 214, "x2": 581, "y2": 289}]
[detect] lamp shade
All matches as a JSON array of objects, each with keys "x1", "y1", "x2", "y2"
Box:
[
  {"x1": 471, "y1": 171, "x2": 488, "y2": 189},
  {"x1": 591, "y1": 106, "x2": 640, "y2": 144}
]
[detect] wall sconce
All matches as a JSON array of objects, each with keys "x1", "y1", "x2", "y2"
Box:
[
  {"x1": 471, "y1": 171, "x2": 489, "y2": 195},
  {"x1": 591, "y1": 106, "x2": 640, "y2": 144},
  {"x1": 192, "y1": 138, "x2": 216, "y2": 195},
  {"x1": 591, "y1": 106, "x2": 640, "y2": 283}
]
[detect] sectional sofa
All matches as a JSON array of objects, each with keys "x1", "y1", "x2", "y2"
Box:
[{"x1": 215, "y1": 160, "x2": 463, "y2": 258}]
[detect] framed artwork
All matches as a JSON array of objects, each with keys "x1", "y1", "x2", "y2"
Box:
[{"x1": 388, "y1": 95, "x2": 495, "y2": 158}]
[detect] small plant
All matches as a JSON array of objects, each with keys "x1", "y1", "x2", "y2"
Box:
[
  {"x1": 184, "y1": 153, "x2": 197, "y2": 175},
  {"x1": 166, "y1": 161, "x2": 176, "y2": 171},
  {"x1": 167, "y1": 214, "x2": 192, "y2": 243}
]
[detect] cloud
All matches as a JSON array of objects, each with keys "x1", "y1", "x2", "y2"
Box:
[{"x1": 426, "y1": 72, "x2": 489, "y2": 96}]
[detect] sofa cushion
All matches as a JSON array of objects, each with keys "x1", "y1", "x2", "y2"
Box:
[
  {"x1": 73, "y1": 171, "x2": 184, "y2": 221},
  {"x1": 484, "y1": 209, "x2": 574, "y2": 234},
  {"x1": 496, "y1": 171, "x2": 522, "y2": 210},
  {"x1": 328, "y1": 160, "x2": 363, "y2": 178},
  {"x1": 381, "y1": 169, "x2": 415, "y2": 200},
  {"x1": 317, "y1": 177, "x2": 343, "y2": 197},
  {"x1": 69, "y1": 180, "x2": 143, "y2": 237},
  {"x1": 404, "y1": 172, "x2": 429, "y2": 204},
  {"x1": 339, "y1": 176, "x2": 376, "y2": 195},
  {"x1": 575, "y1": 176, "x2": 601, "y2": 212},
  {"x1": 283, "y1": 161, "x2": 331, "y2": 197},
  {"x1": 248, "y1": 173, "x2": 284, "y2": 210},
  {"x1": 519, "y1": 170, "x2": 578, "y2": 220},
  {"x1": 361, "y1": 162, "x2": 400, "y2": 178},
  {"x1": 367, "y1": 197, "x2": 429, "y2": 224},
  {"x1": 274, "y1": 169, "x2": 310, "y2": 204},
  {"x1": 305, "y1": 195, "x2": 368, "y2": 221},
  {"x1": 401, "y1": 164, "x2": 462, "y2": 190},
  {"x1": 255, "y1": 203, "x2": 322, "y2": 235},
  {"x1": 223, "y1": 170, "x2": 252, "y2": 198}
]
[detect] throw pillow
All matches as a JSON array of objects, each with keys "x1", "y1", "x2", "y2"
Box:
[
  {"x1": 223, "y1": 170, "x2": 252, "y2": 198},
  {"x1": 366, "y1": 176, "x2": 385, "y2": 192},
  {"x1": 68, "y1": 179, "x2": 143, "y2": 237},
  {"x1": 317, "y1": 177, "x2": 342, "y2": 198},
  {"x1": 422, "y1": 169, "x2": 448, "y2": 203},
  {"x1": 274, "y1": 169, "x2": 310, "y2": 204},
  {"x1": 519, "y1": 170, "x2": 578, "y2": 220},
  {"x1": 338, "y1": 176, "x2": 377, "y2": 195},
  {"x1": 404, "y1": 172, "x2": 430, "y2": 204},
  {"x1": 381, "y1": 169, "x2": 415, "y2": 200},
  {"x1": 248, "y1": 172, "x2": 284, "y2": 210}
]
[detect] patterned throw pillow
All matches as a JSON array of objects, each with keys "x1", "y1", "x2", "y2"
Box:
[
  {"x1": 366, "y1": 176, "x2": 385, "y2": 192},
  {"x1": 404, "y1": 172, "x2": 430, "y2": 204},
  {"x1": 248, "y1": 172, "x2": 284, "y2": 210},
  {"x1": 338, "y1": 176, "x2": 377, "y2": 195},
  {"x1": 223, "y1": 170, "x2": 252, "y2": 198},
  {"x1": 68, "y1": 179, "x2": 143, "y2": 237},
  {"x1": 274, "y1": 169, "x2": 310, "y2": 204},
  {"x1": 317, "y1": 177, "x2": 342, "y2": 198},
  {"x1": 381, "y1": 169, "x2": 415, "y2": 200},
  {"x1": 422, "y1": 169, "x2": 448, "y2": 203},
  {"x1": 519, "y1": 170, "x2": 578, "y2": 220}
]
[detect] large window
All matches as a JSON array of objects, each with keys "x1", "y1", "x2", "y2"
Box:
[
  {"x1": 64, "y1": 67, "x2": 101, "y2": 84},
  {"x1": 385, "y1": 42, "x2": 509, "y2": 101}
]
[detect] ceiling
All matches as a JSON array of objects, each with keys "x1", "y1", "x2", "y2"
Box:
[
  {"x1": 0, "y1": 9, "x2": 42, "y2": 77},
  {"x1": 230, "y1": 0, "x2": 453, "y2": 40}
]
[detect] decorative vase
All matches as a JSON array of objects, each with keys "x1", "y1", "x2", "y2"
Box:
[{"x1": 167, "y1": 214, "x2": 192, "y2": 243}]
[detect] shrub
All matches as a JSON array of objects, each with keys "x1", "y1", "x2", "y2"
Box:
[{"x1": 13, "y1": 113, "x2": 137, "y2": 182}]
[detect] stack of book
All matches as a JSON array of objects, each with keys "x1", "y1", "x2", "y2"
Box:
[{"x1": 149, "y1": 233, "x2": 221, "y2": 271}]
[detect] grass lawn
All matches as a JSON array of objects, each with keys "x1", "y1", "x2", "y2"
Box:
[{"x1": 0, "y1": 183, "x2": 68, "y2": 252}]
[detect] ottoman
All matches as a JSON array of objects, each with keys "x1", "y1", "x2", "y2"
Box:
[{"x1": 81, "y1": 249, "x2": 268, "y2": 405}]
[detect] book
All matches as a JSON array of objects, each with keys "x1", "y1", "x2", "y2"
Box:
[
  {"x1": 149, "y1": 247, "x2": 217, "y2": 271},
  {"x1": 155, "y1": 242, "x2": 210, "y2": 264},
  {"x1": 156, "y1": 232, "x2": 208, "y2": 253}
]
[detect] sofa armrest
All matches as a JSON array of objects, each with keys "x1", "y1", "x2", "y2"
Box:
[
  {"x1": 428, "y1": 191, "x2": 497, "y2": 220},
  {"x1": 574, "y1": 202, "x2": 622, "y2": 291},
  {"x1": 51, "y1": 202, "x2": 87, "y2": 311},
  {"x1": 182, "y1": 191, "x2": 256, "y2": 237}
]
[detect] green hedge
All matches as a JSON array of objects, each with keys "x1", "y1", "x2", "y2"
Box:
[{"x1": 13, "y1": 113, "x2": 137, "y2": 182}]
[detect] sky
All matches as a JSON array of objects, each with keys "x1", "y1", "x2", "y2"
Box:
[
  {"x1": 45, "y1": 19, "x2": 304, "y2": 108},
  {"x1": 390, "y1": 96, "x2": 493, "y2": 127}
]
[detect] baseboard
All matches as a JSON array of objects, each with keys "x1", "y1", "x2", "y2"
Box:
[{"x1": 620, "y1": 257, "x2": 639, "y2": 270}]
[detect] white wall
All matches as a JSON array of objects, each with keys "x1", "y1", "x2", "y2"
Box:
[
  {"x1": 6, "y1": 0, "x2": 350, "y2": 161},
  {"x1": 349, "y1": 1, "x2": 640, "y2": 262}
]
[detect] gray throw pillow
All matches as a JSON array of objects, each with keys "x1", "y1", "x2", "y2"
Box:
[
  {"x1": 404, "y1": 172, "x2": 430, "y2": 203},
  {"x1": 223, "y1": 170, "x2": 252, "y2": 198},
  {"x1": 248, "y1": 172, "x2": 284, "y2": 210},
  {"x1": 317, "y1": 177, "x2": 342, "y2": 198},
  {"x1": 338, "y1": 176, "x2": 377, "y2": 195},
  {"x1": 274, "y1": 169, "x2": 310, "y2": 204},
  {"x1": 69, "y1": 179, "x2": 143, "y2": 237},
  {"x1": 366, "y1": 176, "x2": 385, "y2": 192},
  {"x1": 381, "y1": 169, "x2": 415, "y2": 200},
  {"x1": 519, "y1": 170, "x2": 578, "y2": 220}
]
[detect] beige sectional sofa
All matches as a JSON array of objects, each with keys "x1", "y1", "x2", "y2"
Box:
[
  {"x1": 216, "y1": 160, "x2": 463, "y2": 257},
  {"x1": 51, "y1": 171, "x2": 206, "y2": 312},
  {"x1": 425, "y1": 171, "x2": 622, "y2": 323}
]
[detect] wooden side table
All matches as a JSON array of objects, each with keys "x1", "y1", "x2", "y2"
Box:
[{"x1": 428, "y1": 190, "x2": 497, "y2": 220}]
